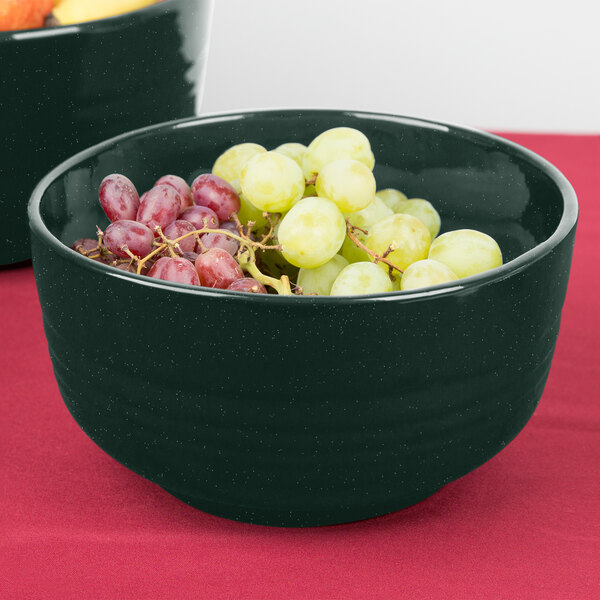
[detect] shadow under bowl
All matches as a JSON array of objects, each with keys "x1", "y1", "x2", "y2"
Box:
[
  {"x1": 0, "y1": 0, "x2": 213, "y2": 265},
  {"x1": 29, "y1": 109, "x2": 577, "y2": 526}
]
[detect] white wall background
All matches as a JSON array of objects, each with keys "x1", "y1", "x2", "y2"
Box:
[{"x1": 202, "y1": 0, "x2": 600, "y2": 133}]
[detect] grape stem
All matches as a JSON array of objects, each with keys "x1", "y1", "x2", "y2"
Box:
[
  {"x1": 73, "y1": 227, "x2": 106, "y2": 258},
  {"x1": 237, "y1": 250, "x2": 291, "y2": 295},
  {"x1": 95, "y1": 226, "x2": 105, "y2": 248},
  {"x1": 155, "y1": 227, "x2": 179, "y2": 258},
  {"x1": 258, "y1": 212, "x2": 280, "y2": 245},
  {"x1": 196, "y1": 235, "x2": 208, "y2": 253},
  {"x1": 120, "y1": 246, "x2": 143, "y2": 266},
  {"x1": 345, "y1": 221, "x2": 404, "y2": 278},
  {"x1": 74, "y1": 227, "x2": 118, "y2": 264},
  {"x1": 127, "y1": 220, "x2": 292, "y2": 295},
  {"x1": 232, "y1": 213, "x2": 248, "y2": 237}
]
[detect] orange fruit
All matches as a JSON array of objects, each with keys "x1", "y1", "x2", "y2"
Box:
[{"x1": 0, "y1": 0, "x2": 55, "y2": 31}]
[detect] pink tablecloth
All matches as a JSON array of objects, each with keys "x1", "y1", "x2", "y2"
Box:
[{"x1": 1, "y1": 133, "x2": 599, "y2": 599}]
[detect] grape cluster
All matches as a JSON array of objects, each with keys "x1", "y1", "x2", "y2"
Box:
[
  {"x1": 73, "y1": 173, "x2": 270, "y2": 293},
  {"x1": 71, "y1": 127, "x2": 503, "y2": 295}
]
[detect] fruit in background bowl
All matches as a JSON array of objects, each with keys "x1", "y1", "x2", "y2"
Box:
[
  {"x1": 51, "y1": 0, "x2": 163, "y2": 26},
  {"x1": 0, "y1": 0, "x2": 53, "y2": 30},
  {"x1": 0, "y1": 0, "x2": 163, "y2": 30}
]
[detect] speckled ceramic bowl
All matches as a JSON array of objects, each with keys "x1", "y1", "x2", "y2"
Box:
[
  {"x1": 0, "y1": 0, "x2": 213, "y2": 265},
  {"x1": 29, "y1": 109, "x2": 577, "y2": 527}
]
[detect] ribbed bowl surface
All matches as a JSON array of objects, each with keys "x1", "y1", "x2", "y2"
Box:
[{"x1": 29, "y1": 110, "x2": 577, "y2": 526}]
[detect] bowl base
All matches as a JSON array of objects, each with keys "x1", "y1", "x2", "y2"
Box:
[{"x1": 161, "y1": 485, "x2": 445, "y2": 528}]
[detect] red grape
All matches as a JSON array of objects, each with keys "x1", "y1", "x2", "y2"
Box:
[
  {"x1": 70, "y1": 238, "x2": 98, "y2": 253},
  {"x1": 195, "y1": 248, "x2": 244, "y2": 289},
  {"x1": 163, "y1": 219, "x2": 197, "y2": 253},
  {"x1": 99, "y1": 174, "x2": 140, "y2": 222},
  {"x1": 156, "y1": 175, "x2": 193, "y2": 211},
  {"x1": 113, "y1": 262, "x2": 137, "y2": 272},
  {"x1": 179, "y1": 205, "x2": 219, "y2": 230},
  {"x1": 191, "y1": 174, "x2": 241, "y2": 221},
  {"x1": 200, "y1": 230, "x2": 240, "y2": 256},
  {"x1": 148, "y1": 256, "x2": 200, "y2": 285},
  {"x1": 227, "y1": 278, "x2": 267, "y2": 294},
  {"x1": 104, "y1": 220, "x2": 154, "y2": 258},
  {"x1": 219, "y1": 220, "x2": 240, "y2": 233},
  {"x1": 136, "y1": 184, "x2": 181, "y2": 233},
  {"x1": 182, "y1": 251, "x2": 199, "y2": 263}
]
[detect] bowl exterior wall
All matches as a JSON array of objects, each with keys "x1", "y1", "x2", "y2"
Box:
[
  {"x1": 31, "y1": 226, "x2": 575, "y2": 526},
  {"x1": 0, "y1": 0, "x2": 212, "y2": 265}
]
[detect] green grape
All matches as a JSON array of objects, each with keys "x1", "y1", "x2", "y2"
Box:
[
  {"x1": 303, "y1": 127, "x2": 375, "y2": 180},
  {"x1": 341, "y1": 234, "x2": 370, "y2": 264},
  {"x1": 397, "y1": 198, "x2": 441, "y2": 239},
  {"x1": 278, "y1": 197, "x2": 346, "y2": 268},
  {"x1": 238, "y1": 192, "x2": 268, "y2": 230},
  {"x1": 330, "y1": 262, "x2": 393, "y2": 296},
  {"x1": 213, "y1": 143, "x2": 267, "y2": 183},
  {"x1": 240, "y1": 151, "x2": 305, "y2": 212},
  {"x1": 273, "y1": 143, "x2": 307, "y2": 168},
  {"x1": 285, "y1": 192, "x2": 306, "y2": 213},
  {"x1": 341, "y1": 196, "x2": 394, "y2": 265},
  {"x1": 298, "y1": 254, "x2": 349, "y2": 296},
  {"x1": 229, "y1": 178, "x2": 242, "y2": 195},
  {"x1": 376, "y1": 188, "x2": 408, "y2": 213},
  {"x1": 400, "y1": 259, "x2": 458, "y2": 290},
  {"x1": 428, "y1": 229, "x2": 503, "y2": 278},
  {"x1": 365, "y1": 213, "x2": 431, "y2": 273},
  {"x1": 345, "y1": 195, "x2": 393, "y2": 230},
  {"x1": 315, "y1": 159, "x2": 375, "y2": 213}
]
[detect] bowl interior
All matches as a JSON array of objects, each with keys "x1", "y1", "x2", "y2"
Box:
[{"x1": 36, "y1": 110, "x2": 567, "y2": 274}]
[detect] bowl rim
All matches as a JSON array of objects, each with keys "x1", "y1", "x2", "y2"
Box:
[
  {"x1": 0, "y1": 0, "x2": 189, "y2": 40},
  {"x1": 28, "y1": 108, "x2": 579, "y2": 304}
]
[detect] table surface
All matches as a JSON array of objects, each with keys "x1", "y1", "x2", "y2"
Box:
[{"x1": 1, "y1": 133, "x2": 599, "y2": 600}]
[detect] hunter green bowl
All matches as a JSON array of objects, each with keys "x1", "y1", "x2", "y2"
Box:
[
  {"x1": 0, "y1": 0, "x2": 213, "y2": 265},
  {"x1": 29, "y1": 109, "x2": 577, "y2": 527}
]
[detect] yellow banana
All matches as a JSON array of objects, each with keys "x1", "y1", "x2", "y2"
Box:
[{"x1": 53, "y1": 0, "x2": 158, "y2": 25}]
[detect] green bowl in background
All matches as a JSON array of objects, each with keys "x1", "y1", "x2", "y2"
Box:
[
  {"x1": 28, "y1": 109, "x2": 577, "y2": 527},
  {"x1": 0, "y1": 0, "x2": 213, "y2": 265}
]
